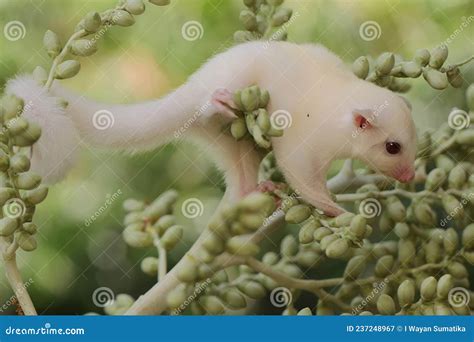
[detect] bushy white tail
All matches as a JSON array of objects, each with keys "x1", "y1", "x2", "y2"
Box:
[{"x1": 6, "y1": 75, "x2": 204, "y2": 184}]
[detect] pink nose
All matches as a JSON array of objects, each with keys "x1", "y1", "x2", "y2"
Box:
[{"x1": 396, "y1": 169, "x2": 415, "y2": 183}]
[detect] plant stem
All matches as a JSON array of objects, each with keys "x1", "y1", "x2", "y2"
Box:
[
  {"x1": 148, "y1": 227, "x2": 167, "y2": 282},
  {"x1": 0, "y1": 238, "x2": 36, "y2": 315},
  {"x1": 44, "y1": 29, "x2": 87, "y2": 90}
]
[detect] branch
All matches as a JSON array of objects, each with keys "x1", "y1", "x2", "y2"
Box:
[{"x1": 0, "y1": 238, "x2": 36, "y2": 315}]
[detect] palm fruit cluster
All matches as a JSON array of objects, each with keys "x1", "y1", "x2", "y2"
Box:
[
  {"x1": 230, "y1": 85, "x2": 283, "y2": 149},
  {"x1": 0, "y1": 95, "x2": 47, "y2": 254},
  {"x1": 352, "y1": 44, "x2": 465, "y2": 92},
  {"x1": 104, "y1": 294, "x2": 135, "y2": 315},
  {"x1": 35, "y1": 0, "x2": 169, "y2": 88},
  {"x1": 235, "y1": 0, "x2": 293, "y2": 42},
  {"x1": 122, "y1": 190, "x2": 183, "y2": 261},
  {"x1": 165, "y1": 192, "x2": 278, "y2": 313}
]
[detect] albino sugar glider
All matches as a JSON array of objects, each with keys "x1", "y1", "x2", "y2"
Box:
[{"x1": 7, "y1": 41, "x2": 417, "y2": 216}]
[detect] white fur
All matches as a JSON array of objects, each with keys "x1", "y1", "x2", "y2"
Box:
[{"x1": 6, "y1": 75, "x2": 79, "y2": 184}]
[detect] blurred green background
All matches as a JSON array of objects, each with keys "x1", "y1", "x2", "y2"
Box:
[{"x1": 0, "y1": 0, "x2": 473, "y2": 315}]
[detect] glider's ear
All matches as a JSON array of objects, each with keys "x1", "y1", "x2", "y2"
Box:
[{"x1": 352, "y1": 109, "x2": 376, "y2": 130}]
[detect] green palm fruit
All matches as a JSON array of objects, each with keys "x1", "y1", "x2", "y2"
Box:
[
  {"x1": 429, "y1": 45, "x2": 448, "y2": 69},
  {"x1": 423, "y1": 68, "x2": 448, "y2": 89},
  {"x1": 83, "y1": 12, "x2": 102, "y2": 32},
  {"x1": 420, "y1": 276, "x2": 437, "y2": 301},
  {"x1": 462, "y1": 224, "x2": 474, "y2": 248},
  {"x1": 398, "y1": 239, "x2": 415, "y2": 266},
  {"x1": 375, "y1": 52, "x2": 395, "y2": 75},
  {"x1": 467, "y1": 83, "x2": 474, "y2": 110},
  {"x1": 425, "y1": 168, "x2": 446, "y2": 190},
  {"x1": 223, "y1": 288, "x2": 246, "y2": 309},
  {"x1": 401, "y1": 61, "x2": 422, "y2": 78},
  {"x1": 56, "y1": 60, "x2": 81, "y2": 80},
  {"x1": 299, "y1": 221, "x2": 317, "y2": 244},
  {"x1": 386, "y1": 196, "x2": 406, "y2": 222},
  {"x1": 200, "y1": 296, "x2": 224, "y2": 315},
  {"x1": 231, "y1": 118, "x2": 247, "y2": 140},
  {"x1": 33, "y1": 66, "x2": 48, "y2": 84},
  {"x1": 71, "y1": 39, "x2": 98, "y2": 57},
  {"x1": 22, "y1": 222, "x2": 37, "y2": 234},
  {"x1": 15, "y1": 172, "x2": 41, "y2": 190},
  {"x1": 160, "y1": 225, "x2": 183, "y2": 250},
  {"x1": 436, "y1": 274, "x2": 453, "y2": 299},
  {"x1": 448, "y1": 165, "x2": 467, "y2": 189},
  {"x1": 126, "y1": 0, "x2": 146, "y2": 15},
  {"x1": 377, "y1": 294, "x2": 396, "y2": 315},
  {"x1": 325, "y1": 238, "x2": 349, "y2": 259},
  {"x1": 166, "y1": 284, "x2": 187, "y2": 309},
  {"x1": 202, "y1": 232, "x2": 225, "y2": 255},
  {"x1": 443, "y1": 228, "x2": 458, "y2": 255},
  {"x1": 374, "y1": 255, "x2": 394, "y2": 278},
  {"x1": 0, "y1": 217, "x2": 18, "y2": 236},
  {"x1": 226, "y1": 236, "x2": 259, "y2": 256},
  {"x1": 397, "y1": 279, "x2": 415, "y2": 307},
  {"x1": 285, "y1": 204, "x2": 311, "y2": 224},
  {"x1": 239, "y1": 280, "x2": 266, "y2": 299},
  {"x1": 455, "y1": 130, "x2": 474, "y2": 145},
  {"x1": 343, "y1": 255, "x2": 366, "y2": 280},
  {"x1": 447, "y1": 67, "x2": 463, "y2": 88},
  {"x1": 441, "y1": 194, "x2": 463, "y2": 220},
  {"x1": 23, "y1": 186, "x2": 48, "y2": 205},
  {"x1": 9, "y1": 154, "x2": 30, "y2": 173},
  {"x1": 280, "y1": 235, "x2": 298, "y2": 256},
  {"x1": 414, "y1": 49, "x2": 430, "y2": 66},
  {"x1": 177, "y1": 257, "x2": 198, "y2": 283},
  {"x1": 352, "y1": 56, "x2": 369, "y2": 79},
  {"x1": 123, "y1": 226, "x2": 153, "y2": 248},
  {"x1": 140, "y1": 256, "x2": 158, "y2": 276},
  {"x1": 240, "y1": 10, "x2": 257, "y2": 30},
  {"x1": 113, "y1": 10, "x2": 135, "y2": 26},
  {"x1": 241, "y1": 86, "x2": 260, "y2": 111},
  {"x1": 271, "y1": 8, "x2": 292, "y2": 27},
  {"x1": 43, "y1": 30, "x2": 62, "y2": 58}
]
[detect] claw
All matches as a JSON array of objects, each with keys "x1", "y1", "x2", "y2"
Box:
[{"x1": 211, "y1": 88, "x2": 237, "y2": 119}]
